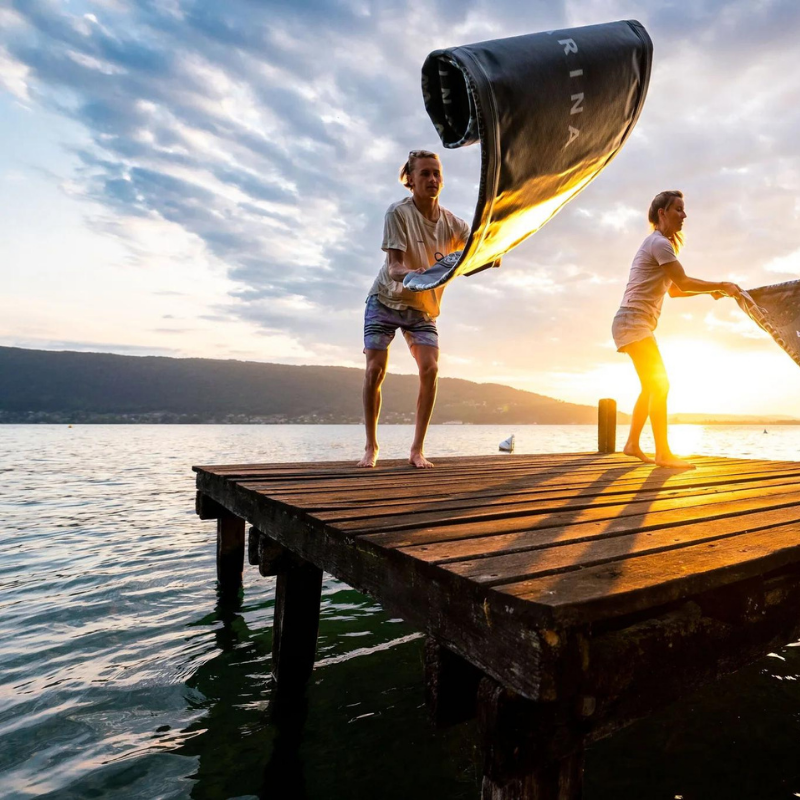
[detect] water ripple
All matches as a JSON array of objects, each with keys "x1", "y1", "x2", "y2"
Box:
[{"x1": 2, "y1": 424, "x2": 800, "y2": 799}]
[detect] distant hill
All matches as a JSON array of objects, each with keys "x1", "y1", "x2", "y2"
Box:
[{"x1": 0, "y1": 346, "x2": 615, "y2": 425}]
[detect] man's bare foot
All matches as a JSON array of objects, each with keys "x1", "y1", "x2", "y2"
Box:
[
  {"x1": 623, "y1": 444, "x2": 655, "y2": 464},
  {"x1": 655, "y1": 454, "x2": 695, "y2": 470},
  {"x1": 357, "y1": 447, "x2": 379, "y2": 468},
  {"x1": 409, "y1": 451, "x2": 434, "y2": 469}
]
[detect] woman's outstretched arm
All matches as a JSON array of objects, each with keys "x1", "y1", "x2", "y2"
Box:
[{"x1": 662, "y1": 260, "x2": 741, "y2": 298}]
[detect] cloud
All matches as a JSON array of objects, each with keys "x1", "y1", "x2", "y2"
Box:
[
  {"x1": 2, "y1": 0, "x2": 800, "y2": 399},
  {"x1": 0, "y1": 336, "x2": 182, "y2": 357},
  {"x1": 764, "y1": 248, "x2": 800, "y2": 276}
]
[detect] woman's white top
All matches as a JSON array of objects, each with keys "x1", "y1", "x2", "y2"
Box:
[{"x1": 619, "y1": 231, "x2": 678, "y2": 320}]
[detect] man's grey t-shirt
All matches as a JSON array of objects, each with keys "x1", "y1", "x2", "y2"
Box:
[
  {"x1": 619, "y1": 231, "x2": 677, "y2": 320},
  {"x1": 367, "y1": 197, "x2": 469, "y2": 319}
]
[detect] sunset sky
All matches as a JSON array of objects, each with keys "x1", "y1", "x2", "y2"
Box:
[{"x1": 3, "y1": 0, "x2": 800, "y2": 416}]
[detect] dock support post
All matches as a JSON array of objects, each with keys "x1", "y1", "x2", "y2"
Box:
[
  {"x1": 424, "y1": 637, "x2": 482, "y2": 727},
  {"x1": 597, "y1": 398, "x2": 617, "y2": 454},
  {"x1": 478, "y1": 679, "x2": 584, "y2": 800},
  {"x1": 216, "y1": 512, "x2": 245, "y2": 593},
  {"x1": 272, "y1": 560, "x2": 323, "y2": 694}
]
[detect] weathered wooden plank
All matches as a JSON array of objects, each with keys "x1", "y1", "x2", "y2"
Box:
[
  {"x1": 193, "y1": 455, "x2": 779, "y2": 487},
  {"x1": 240, "y1": 464, "x2": 800, "y2": 515},
  {"x1": 200, "y1": 454, "x2": 748, "y2": 493},
  {"x1": 193, "y1": 452, "x2": 628, "y2": 475},
  {"x1": 193, "y1": 451, "x2": 746, "y2": 475},
  {"x1": 255, "y1": 462, "x2": 799, "y2": 506},
  {"x1": 498, "y1": 521, "x2": 800, "y2": 625},
  {"x1": 311, "y1": 472, "x2": 800, "y2": 524},
  {"x1": 230, "y1": 453, "x2": 755, "y2": 491},
  {"x1": 349, "y1": 481, "x2": 800, "y2": 541},
  {"x1": 235, "y1": 462, "x2": 648, "y2": 492},
  {"x1": 397, "y1": 491, "x2": 800, "y2": 563},
  {"x1": 442, "y1": 503, "x2": 800, "y2": 585},
  {"x1": 363, "y1": 484, "x2": 800, "y2": 549}
]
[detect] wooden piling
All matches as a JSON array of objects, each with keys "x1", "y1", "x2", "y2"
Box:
[
  {"x1": 478, "y1": 678, "x2": 584, "y2": 800},
  {"x1": 247, "y1": 526, "x2": 260, "y2": 566},
  {"x1": 271, "y1": 559, "x2": 323, "y2": 693},
  {"x1": 216, "y1": 512, "x2": 245, "y2": 592},
  {"x1": 424, "y1": 637, "x2": 483, "y2": 727},
  {"x1": 597, "y1": 398, "x2": 617, "y2": 454}
]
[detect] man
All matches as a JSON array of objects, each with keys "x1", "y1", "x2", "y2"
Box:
[{"x1": 357, "y1": 149, "x2": 469, "y2": 469}]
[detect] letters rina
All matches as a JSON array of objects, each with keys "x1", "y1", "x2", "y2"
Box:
[{"x1": 558, "y1": 37, "x2": 584, "y2": 148}]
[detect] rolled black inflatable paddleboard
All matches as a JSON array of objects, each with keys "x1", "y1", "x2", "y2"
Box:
[
  {"x1": 737, "y1": 281, "x2": 800, "y2": 368},
  {"x1": 404, "y1": 20, "x2": 653, "y2": 292}
]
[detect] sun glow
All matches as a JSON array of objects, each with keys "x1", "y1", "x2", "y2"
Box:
[
  {"x1": 634, "y1": 423, "x2": 707, "y2": 457},
  {"x1": 657, "y1": 338, "x2": 794, "y2": 416},
  {"x1": 521, "y1": 335, "x2": 800, "y2": 420}
]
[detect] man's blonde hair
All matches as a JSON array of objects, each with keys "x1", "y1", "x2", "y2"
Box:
[{"x1": 399, "y1": 149, "x2": 440, "y2": 190}]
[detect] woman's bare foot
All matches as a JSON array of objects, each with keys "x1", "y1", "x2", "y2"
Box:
[
  {"x1": 409, "y1": 450, "x2": 434, "y2": 468},
  {"x1": 623, "y1": 444, "x2": 655, "y2": 464},
  {"x1": 357, "y1": 447, "x2": 379, "y2": 468},
  {"x1": 655, "y1": 453, "x2": 695, "y2": 470}
]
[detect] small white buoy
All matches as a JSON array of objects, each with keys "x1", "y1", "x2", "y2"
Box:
[{"x1": 499, "y1": 434, "x2": 515, "y2": 452}]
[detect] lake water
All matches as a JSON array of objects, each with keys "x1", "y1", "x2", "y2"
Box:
[{"x1": 2, "y1": 424, "x2": 800, "y2": 799}]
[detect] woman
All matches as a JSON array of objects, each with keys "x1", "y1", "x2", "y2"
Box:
[{"x1": 612, "y1": 190, "x2": 742, "y2": 469}]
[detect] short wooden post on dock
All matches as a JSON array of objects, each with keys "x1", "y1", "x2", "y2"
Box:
[
  {"x1": 272, "y1": 560, "x2": 323, "y2": 693},
  {"x1": 597, "y1": 398, "x2": 617, "y2": 454}
]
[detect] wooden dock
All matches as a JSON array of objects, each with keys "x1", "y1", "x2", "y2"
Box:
[{"x1": 194, "y1": 449, "x2": 800, "y2": 799}]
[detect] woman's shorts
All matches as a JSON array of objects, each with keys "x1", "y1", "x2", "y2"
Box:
[
  {"x1": 612, "y1": 307, "x2": 657, "y2": 352},
  {"x1": 363, "y1": 295, "x2": 439, "y2": 351}
]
